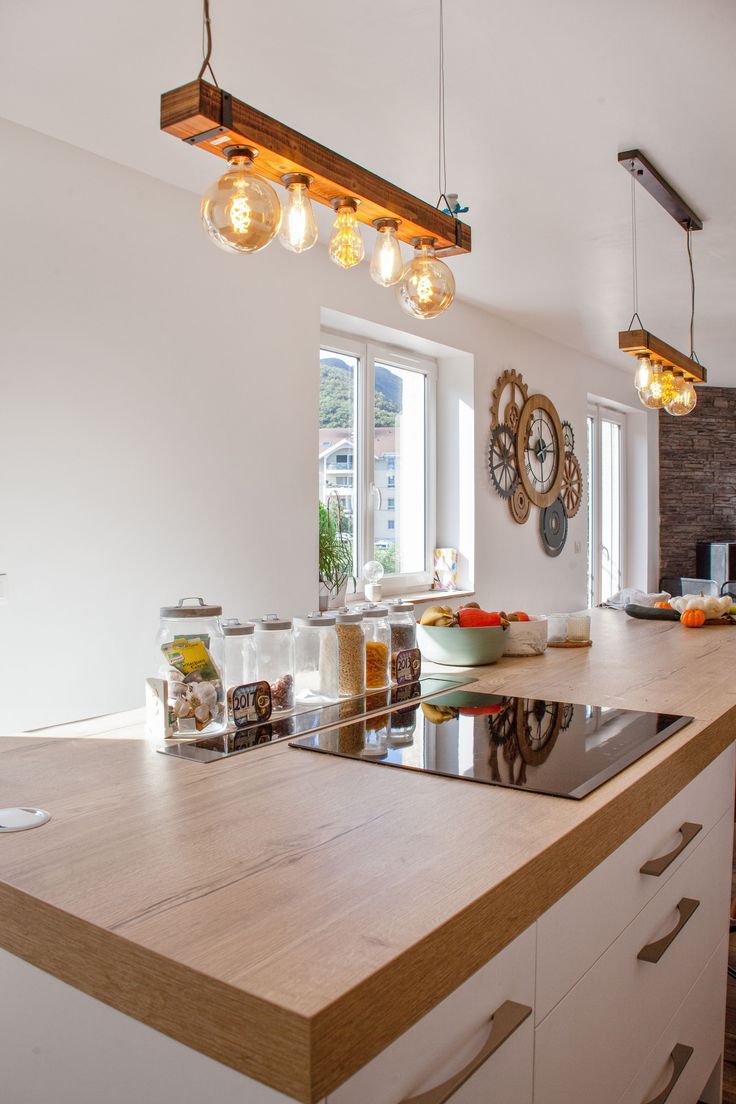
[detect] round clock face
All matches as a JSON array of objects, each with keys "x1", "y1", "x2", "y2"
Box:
[{"x1": 515, "y1": 395, "x2": 564, "y2": 508}]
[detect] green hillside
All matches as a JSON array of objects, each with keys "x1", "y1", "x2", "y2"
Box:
[{"x1": 320, "y1": 357, "x2": 402, "y2": 428}]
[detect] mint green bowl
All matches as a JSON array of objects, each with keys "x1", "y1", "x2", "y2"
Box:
[{"x1": 416, "y1": 624, "x2": 507, "y2": 667}]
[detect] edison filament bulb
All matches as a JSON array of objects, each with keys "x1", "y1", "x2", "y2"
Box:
[
  {"x1": 329, "y1": 197, "x2": 364, "y2": 269},
  {"x1": 634, "y1": 354, "x2": 653, "y2": 392},
  {"x1": 397, "y1": 237, "x2": 455, "y2": 319},
  {"x1": 279, "y1": 173, "x2": 318, "y2": 253},
  {"x1": 666, "y1": 376, "x2": 698, "y2": 416},
  {"x1": 200, "y1": 147, "x2": 282, "y2": 254},
  {"x1": 370, "y1": 218, "x2": 403, "y2": 286},
  {"x1": 638, "y1": 364, "x2": 676, "y2": 410}
]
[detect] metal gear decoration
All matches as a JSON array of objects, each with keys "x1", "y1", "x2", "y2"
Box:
[
  {"x1": 490, "y1": 368, "x2": 528, "y2": 430},
  {"x1": 487, "y1": 424, "x2": 518, "y2": 500},
  {"x1": 562, "y1": 420, "x2": 575, "y2": 455},
  {"x1": 560, "y1": 452, "x2": 583, "y2": 518},
  {"x1": 516, "y1": 699, "x2": 563, "y2": 765},
  {"x1": 539, "y1": 497, "x2": 568, "y2": 557},
  {"x1": 561, "y1": 703, "x2": 574, "y2": 731},
  {"x1": 509, "y1": 484, "x2": 530, "y2": 524}
]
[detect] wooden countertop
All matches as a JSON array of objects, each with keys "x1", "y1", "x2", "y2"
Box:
[{"x1": 2, "y1": 610, "x2": 736, "y2": 1101}]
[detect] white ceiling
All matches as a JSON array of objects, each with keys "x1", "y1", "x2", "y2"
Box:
[{"x1": 3, "y1": 0, "x2": 736, "y2": 379}]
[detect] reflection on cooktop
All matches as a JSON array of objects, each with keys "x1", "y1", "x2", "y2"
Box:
[{"x1": 289, "y1": 692, "x2": 692, "y2": 799}]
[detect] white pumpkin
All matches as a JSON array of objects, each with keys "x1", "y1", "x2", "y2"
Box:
[{"x1": 670, "y1": 593, "x2": 732, "y2": 619}]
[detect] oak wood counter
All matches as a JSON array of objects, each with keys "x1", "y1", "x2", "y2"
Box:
[{"x1": 2, "y1": 609, "x2": 736, "y2": 1101}]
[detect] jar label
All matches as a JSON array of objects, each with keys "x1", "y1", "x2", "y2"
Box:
[
  {"x1": 394, "y1": 648, "x2": 421, "y2": 686},
  {"x1": 227, "y1": 681, "x2": 273, "y2": 728}
]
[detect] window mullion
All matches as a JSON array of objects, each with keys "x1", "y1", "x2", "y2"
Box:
[{"x1": 361, "y1": 343, "x2": 376, "y2": 579}]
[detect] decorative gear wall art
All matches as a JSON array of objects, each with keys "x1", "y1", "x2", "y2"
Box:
[{"x1": 487, "y1": 369, "x2": 584, "y2": 556}]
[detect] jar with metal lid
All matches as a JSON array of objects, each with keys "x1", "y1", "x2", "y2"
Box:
[
  {"x1": 389, "y1": 702, "x2": 418, "y2": 747},
  {"x1": 362, "y1": 713, "x2": 389, "y2": 758},
  {"x1": 222, "y1": 620, "x2": 257, "y2": 693},
  {"x1": 294, "y1": 613, "x2": 339, "y2": 705},
  {"x1": 156, "y1": 597, "x2": 225, "y2": 735},
  {"x1": 386, "y1": 600, "x2": 417, "y2": 654},
  {"x1": 254, "y1": 616, "x2": 295, "y2": 712},
  {"x1": 360, "y1": 605, "x2": 391, "y2": 689},
  {"x1": 335, "y1": 611, "x2": 366, "y2": 698}
]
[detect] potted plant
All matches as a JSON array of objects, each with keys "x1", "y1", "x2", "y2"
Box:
[{"x1": 319, "y1": 497, "x2": 355, "y2": 610}]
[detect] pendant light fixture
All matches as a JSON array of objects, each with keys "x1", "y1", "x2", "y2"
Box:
[
  {"x1": 398, "y1": 237, "x2": 456, "y2": 319},
  {"x1": 618, "y1": 151, "x2": 706, "y2": 414},
  {"x1": 161, "y1": 0, "x2": 471, "y2": 313}
]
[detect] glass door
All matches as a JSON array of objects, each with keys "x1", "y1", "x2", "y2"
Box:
[{"x1": 587, "y1": 405, "x2": 625, "y2": 606}]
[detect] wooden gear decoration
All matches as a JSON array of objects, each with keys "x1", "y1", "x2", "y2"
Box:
[{"x1": 487, "y1": 369, "x2": 584, "y2": 556}]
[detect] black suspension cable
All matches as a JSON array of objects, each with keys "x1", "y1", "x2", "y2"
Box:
[
  {"x1": 686, "y1": 223, "x2": 699, "y2": 362},
  {"x1": 627, "y1": 166, "x2": 644, "y2": 331}
]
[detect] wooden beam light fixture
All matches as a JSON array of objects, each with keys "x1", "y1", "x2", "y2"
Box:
[{"x1": 618, "y1": 150, "x2": 707, "y2": 414}]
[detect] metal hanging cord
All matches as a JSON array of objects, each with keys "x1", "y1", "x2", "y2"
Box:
[
  {"x1": 686, "y1": 224, "x2": 700, "y2": 363},
  {"x1": 198, "y1": 0, "x2": 219, "y2": 87},
  {"x1": 627, "y1": 166, "x2": 644, "y2": 331},
  {"x1": 435, "y1": 0, "x2": 457, "y2": 221}
]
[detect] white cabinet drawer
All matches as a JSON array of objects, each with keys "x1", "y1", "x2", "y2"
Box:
[
  {"x1": 533, "y1": 809, "x2": 732, "y2": 1104},
  {"x1": 616, "y1": 934, "x2": 727, "y2": 1104},
  {"x1": 536, "y1": 744, "x2": 734, "y2": 1022},
  {"x1": 328, "y1": 925, "x2": 535, "y2": 1104}
]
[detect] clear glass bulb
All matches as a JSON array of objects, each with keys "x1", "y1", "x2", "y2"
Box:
[
  {"x1": 200, "y1": 148, "x2": 281, "y2": 254},
  {"x1": 329, "y1": 198, "x2": 364, "y2": 269},
  {"x1": 638, "y1": 366, "x2": 667, "y2": 409},
  {"x1": 666, "y1": 378, "x2": 698, "y2": 416},
  {"x1": 397, "y1": 238, "x2": 455, "y2": 319},
  {"x1": 634, "y1": 354, "x2": 653, "y2": 392},
  {"x1": 279, "y1": 173, "x2": 318, "y2": 253},
  {"x1": 363, "y1": 560, "x2": 385, "y2": 585},
  {"x1": 370, "y1": 219, "x2": 403, "y2": 286}
]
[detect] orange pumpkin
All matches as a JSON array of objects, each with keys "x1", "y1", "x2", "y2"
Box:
[
  {"x1": 654, "y1": 601, "x2": 671, "y2": 609},
  {"x1": 681, "y1": 609, "x2": 706, "y2": 628}
]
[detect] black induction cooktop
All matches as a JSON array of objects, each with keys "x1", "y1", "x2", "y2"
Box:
[{"x1": 289, "y1": 691, "x2": 692, "y2": 799}]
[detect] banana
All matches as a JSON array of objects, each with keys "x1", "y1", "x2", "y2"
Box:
[
  {"x1": 421, "y1": 703, "x2": 458, "y2": 724},
  {"x1": 420, "y1": 604, "x2": 454, "y2": 626}
]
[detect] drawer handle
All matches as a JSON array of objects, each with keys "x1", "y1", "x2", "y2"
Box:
[
  {"x1": 641, "y1": 1043, "x2": 693, "y2": 1104},
  {"x1": 640, "y1": 822, "x2": 702, "y2": 877},
  {"x1": 399, "y1": 1000, "x2": 532, "y2": 1104},
  {"x1": 637, "y1": 898, "x2": 700, "y2": 963}
]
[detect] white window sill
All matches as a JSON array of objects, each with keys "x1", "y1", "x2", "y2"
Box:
[{"x1": 347, "y1": 588, "x2": 475, "y2": 608}]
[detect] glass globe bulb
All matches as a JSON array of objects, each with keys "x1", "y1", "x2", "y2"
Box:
[
  {"x1": 329, "y1": 198, "x2": 364, "y2": 269},
  {"x1": 200, "y1": 148, "x2": 281, "y2": 254},
  {"x1": 363, "y1": 560, "x2": 385, "y2": 585},
  {"x1": 370, "y1": 219, "x2": 403, "y2": 286},
  {"x1": 638, "y1": 366, "x2": 667, "y2": 409},
  {"x1": 659, "y1": 369, "x2": 680, "y2": 406},
  {"x1": 397, "y1": 238, "x2": 455, "y2": 319},
  {"x1": 279, "y1": 173, "x2": 318, "y2": 253},
  {"x1": 634, "y1": 354, "x2": 653, "y2": 392},
  {"x1": 666, "y1": 378, "x2": 698, "y2": 416}
]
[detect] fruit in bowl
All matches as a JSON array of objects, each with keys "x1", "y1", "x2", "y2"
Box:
[{"x1": 416, "y1": 603, "x2": 508, "y2": 667}]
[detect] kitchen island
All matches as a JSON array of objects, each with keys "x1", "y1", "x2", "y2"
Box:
[{"x1": 1, "y1": 609, "x2": 735, "y2": 1103}]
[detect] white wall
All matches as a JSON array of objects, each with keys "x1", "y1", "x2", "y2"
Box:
[{"x1": 0, "y1": 117, "x2": 656, "y2": 733}]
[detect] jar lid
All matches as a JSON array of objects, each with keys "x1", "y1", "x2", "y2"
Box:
[
  {"x1": 160, "y1": 596, "x2": 222, "y2": 618},
  {"x1": 222, "y1": 619, "x2": 255, "y2": 636},
  {"x1": 294, "y1": 613, "x2": 337, "y2": 627},
  {"x1": 359, "y1": 604, "x2": 389, "y2": 618},
  {"x1": 336, "y1": 611, "x2": 363, "y2": 623},
  {"x1": 386, "y1": 600, "x2": 416, "y2": 613},
  {"x1": 254, "y1": 615, "x2": 293, "y2": 631}
]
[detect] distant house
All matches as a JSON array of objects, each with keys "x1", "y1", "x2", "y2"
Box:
[{"x1": 319, "y1": 427, "x2": 398, "y2": 546}]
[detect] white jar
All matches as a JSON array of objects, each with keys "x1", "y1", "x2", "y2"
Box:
[
  {"x1": 222, "y1": 620, "x2": 257, "y2": 692},
  {"x1": 156, "y1": 597, "x2": 225, "y2": 735},
  {"x1": 294, "y1": 613, "x2": 339, "y2": 705}
]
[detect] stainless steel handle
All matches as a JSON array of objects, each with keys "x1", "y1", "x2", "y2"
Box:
[
  {"x1": 400, "y1": 1000, "x2": 532, "y2": 1104},
  {"x1": 637, "y1": 898, "x2": 699, "y2": 963},
  {"x1": 640, "y1": 822, "x2": 702, "y2": 877},
  {"x1": 641, "y1": 1043, "x2": 693, "y2": 1104}
]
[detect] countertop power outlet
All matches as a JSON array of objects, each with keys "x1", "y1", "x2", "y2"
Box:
[{"x1": 0, "y1": 574, "x2": 7, "y2": 604}]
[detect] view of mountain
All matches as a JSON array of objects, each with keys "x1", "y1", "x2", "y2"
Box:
[{"x1": 320, "y1": 357, "x2": 402, "y2": 428}]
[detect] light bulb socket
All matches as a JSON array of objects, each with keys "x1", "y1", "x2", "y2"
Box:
[
  {"x1": 373, "y1": 217, "x2": 400, "y2": 232},
  {"x1": 223, "y1": 145, "x2": 259, "y2": 163},
  {"x1": 281, "y1": 172, "x2": 313, "y2": 189},
  {"x1": 330, "y1": 196, "x2": 360, "y2": 212},
  {"x1": 412, "y1": 236, "x2": 437, "y2": 249}
]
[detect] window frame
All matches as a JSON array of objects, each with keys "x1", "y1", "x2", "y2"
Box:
[
  {"x1": 587, "y1": 402, "x2": 627, "y2": 606},
  {"x1": 321, "y1": 330, "x2": 437, "y2": 595}
]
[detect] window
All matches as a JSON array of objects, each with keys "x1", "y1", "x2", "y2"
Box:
[
  {"x1": 319, "y1": 334, "x2": 436, "y2": 590},
  {"x1": 587, "y1": 404, "x2": 626, "y2": 606}
]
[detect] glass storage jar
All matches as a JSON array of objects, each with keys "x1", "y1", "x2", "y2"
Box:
[
  {"x1": 255, "y1": 616, "x2": 295, "y2": 713},
  {"x1": 335, "y1": 611, "x2": 366, "y2": 698},
  {"x1": 386, "y1": 600, "x2": 417, "y2": 665},
  {"x1": 361, "y1": 605, "x2": 391, "y2": 689},
  {"x1": 222, "y1": 620, "x2": 257, "y2": 693},
  {"x1": 362, "y1": 714, "x2": 389, "y2": 758},
  {"x1": 294, "y1": 613, "x2": 339, "y2": 705},
  {"x1": 156, "y1": 597, "x2": 225, "y2": 735},
  {"x1": 389, "y1": 701, "x2": 418, "y2": 747}
]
